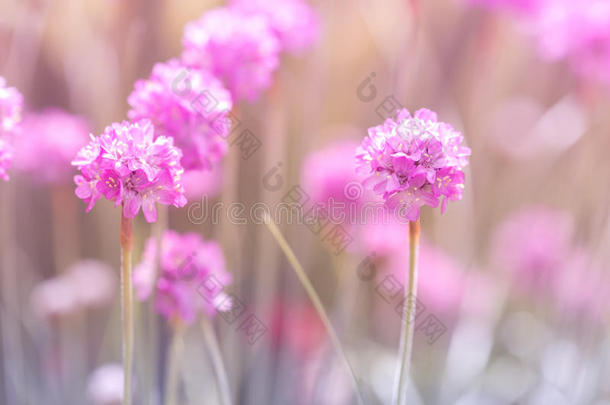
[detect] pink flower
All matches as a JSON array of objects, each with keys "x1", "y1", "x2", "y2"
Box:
[
  {"x1": 529, "y1": 0, "x2": 610, "y2": 84},
  {"x1": 128, "y1": 59, "x2": 233, "y2": 171},
  {"x1": 71, "y1": 119, "x2": 187, "y2": 223},
  {"x1": 230, "y1": 0, "x2": 319, "y2": 54},
  {"x1": 0, "y1": 76, "x2": 23, "y2": 181},
  {"x1": 356, "y1": 108, "x2": 470, "y2": 221},
  {"x1": 13, "y1": 109, "x2": 90, "y2": 184},
  {"x1": 491, "y1": 206, "x2": 574, "y2": 293},
  {"x1": 181, "y1": 7, "x2": 280, "y2": 102},
  {"x1": 182, "y1": 166, "x2": 222, "y2": 200},
  {"x1": 133, "y1": 231, "x2": 232, "y2": 324}
]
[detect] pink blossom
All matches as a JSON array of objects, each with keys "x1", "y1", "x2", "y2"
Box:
[
  {"x1": 71, "y1": 119, "x2": 187, "y2": 223},
  {"x1": 230, "y1": 0, "x2": 319, "y2": 54},
  {"x1": 356, "y1": 108, "x2": 470, "y2": 221},
  {"x1": 182, "y1": 166, "x2": 222, "y2": 200},
  {"x1": 181, "y1": 7, "x2": 280, "y2": 102},
  {"x1": 128, "y1": 59, "x2": 233, "y2": 171},
  {"x1": 13, "y1": 109, "x2": 90, "y2": 184},
  {"x1": 0, "y1": 76, "x2": 23, "y2": 181},
  {"x1": 491, "y1": 206, "x2": 574, "y2": 293},
  {"x1": 133, "y1": 231, "x2": 232, "y2": 324}
]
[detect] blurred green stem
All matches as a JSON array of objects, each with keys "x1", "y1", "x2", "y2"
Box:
[
  {"x1": 201, "y1": 318, "x2": 232, "y2": 405},
  {"x1": 164, "y1": 321, "x2": 184, "y2": 405},
  {"x1": 393, "y1": 218, "x2": 420, "y2": 405},
  {"x1": 120, "y1": 211, "x2": 134, "y2": 405},
  {"x1": 263, "y1": 214, "x2": 365, "y2": 405}
]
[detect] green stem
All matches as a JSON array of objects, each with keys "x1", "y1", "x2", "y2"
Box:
[
  {"x1": 120, "y1": 211, "x2": 134, "y2": 405},
  {"x1": 164, "y1": 322, "x2": 184, "y2": 405},
  {"x1": 201, "y1": 318, "x2": 233, "y2": 405},
  {"x1": 393, "y1": 219, "x2": 420, "y2": 405},
  {"x1": 263, "y1": 214, "x2": 365, "y2": 405}
]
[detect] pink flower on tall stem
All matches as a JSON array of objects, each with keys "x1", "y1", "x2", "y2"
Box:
[
  {"x1": 71, "y1": 119, "x2": 187, "y2": 223},
  {"x1": 14, "y1": 109, "x2": 90, "y2": 184},
  {"x1": 133, "y1": 231, "x2": 232, "y2": 324},
  {"x1": 356, "y1": 108, "x2": 470, "y2": 221},
  {"x1": 181, "y1": 7, "x2": 281, "y2": 102},
  {"x1": 230, "y1": 0, "x2": 319, "y2": 54},
  {"x1": 127, "y1": 59, "x2": 233, "y2": 171},
  {"x1": 0, "y1": 76, "x2": 23, "y2": 181}
]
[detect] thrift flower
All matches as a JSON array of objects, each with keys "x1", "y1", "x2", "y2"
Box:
[
  {"x1": 181, "y1": 7, "x2": 280, "y2": 102},
  {"x1": 128, "y1": 59, "x2": 233, "y2": 171},
  {"x1": 230, "y1": 0, "x2": 319, "y2": 54},
  {"x1": 14, "y1": 109, "x2": 90, "y2": 184},
  {"x1": 133, "y1": 231, "x2": 232, "y2": 324},
  {"x1": 356, "y1": 108, "x2": 470, "y2": 221},
  {"x1": 0, "y1": 76, "x2": 23, "y2": 181},
  {"x1": 71, "y1": 119, "x2": 187, "y2": 223}
]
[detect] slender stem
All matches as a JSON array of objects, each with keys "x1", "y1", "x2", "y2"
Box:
[
  {"x1": 263, "y1": 214, "x2": 365, "y2": 405},
  {"x1": 392, "y1": 219, "x2": 420, "y2": 405},
  {"x1": 164, "y1": 322, "x2": 184, "y2": 405},
  {"x1": 120, "y1": 211, "x2": 134, "y2": 405},
  {"x1": 201, "y1": 317, "x2": 233, "y2": 405}
]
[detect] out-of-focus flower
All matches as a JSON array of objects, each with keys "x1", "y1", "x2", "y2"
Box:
[
  {"x1": 0, "y1": 76, "x2": 23, "y2": 181},
  {"x1": 388, "y1": 239, "x2": 466, "y2": 315},
  {"x1": 181, "y1": 7, "x2": 280, "y2": 102},
  {"x1": 230, "y1": 0, "x2": 319, "y2": 54},
  {"x1": 128, "y1": 59, "x2": 233, "y2": 171},
  {"x1": 30, "y1": 260, "x2": 116, "y2": 320},
  {"x1": 13, "y1": 109, "x2": 90, "y2": 184},
  {"x1": 530, "y1": 0, "x2": 610, "y2": 84},
  {"x1": 182, "y1": 166, "x2": 222, "y2": 200},
  {"x1": 71, "y1": 119, "x2": 187, "y2": 223},
  {"x1": 356, "y1": 108, "x2": 470, "y2": 221},
  {"x1": 86, "y1": 364, "x2": 123, "y2": 405},
  {"x1": 491, "y1": 206, "x2": 574, "y2": 293},
  {"x1": 133, "y1": 231, "x2": 232, "y2": 324}
]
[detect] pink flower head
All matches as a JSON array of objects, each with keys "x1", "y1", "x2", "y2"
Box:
[
  {"x1": 230, "y1": 0, "x2": 319, "y2": 54},
  {"x1": 181, "y1": 7, "x2": 281, "y2": 102},
  {"x1": 13, "y1": 109, "x2": 90, "y2": 184},
  {"x1": 491, "y1": 206, "x2": 574, "y2": 293},
  {"x1": 530, "y1": 0, "x2": 610, "y2": 84},
  {"x1": 133, "y1": 231, "x2": 232, "y2": 324},
  {"x1": 71, "y1": 119, "x2": 187, "y2": 223},
  {"x1": 356, "y1": 108, "x2": 471, "y2": 221},
  {"x1": 0, "y1": 76, "x2": 23, "y2": 181},
  {"x1": 128, "y1": 59, "x2": 233, "y2": 171}
]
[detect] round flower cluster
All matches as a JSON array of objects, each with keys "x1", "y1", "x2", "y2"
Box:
[
  {"x1": 133, "y1": 231, "x2": 232, "y2": 324},
  {"x1": 356, "y1": 108, "x2": 470, "y2": 221},
  {"x1": 181, "y1": 7, "x2": 281, "y2": 102},
  {"x1": 0, "y1": 76, "x2": 23, "y2": 181},
  {"x1": 14, "y1": 109, "x2": 90, "y2": 184},
  {"x1": 128, "y1": 59, "x2": 233, "y2": 171},
  {"x1": 71, "y1": 119, "x2": 187, "y2": 223},
  {"x1": 231, "y1": 0, "x2": 319, "y2": 54}
]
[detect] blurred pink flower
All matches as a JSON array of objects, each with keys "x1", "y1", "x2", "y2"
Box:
[
  {"x1": 356, "y1": 108, "x2": 470, "y2": 221},
  {"x1": 0, "y1": 76, "x2": 23, "y2": 181},
  {"x1": 86, "y1": 364, "x2": 123, "y2": 405},
  {"x1": 13, "y1": 109, "x2": 90, "y2": 184},
  {"x1": 231, "y1": 0, "x2": 319, "y2": 54},
  {"x1": 30, "y1": 260, "x2": 116, "y2": 320},
  {"x1": 181, "y1": 7, "x2": 280, "y2": 102},
  {"x1": 530, "y1": 0, "x2": 610, "y2": 84},
  {"x1": 491, "y1": 206, "x2": 574, "y2": 293},
  {"x1": 182, "y1": 166, "x2": 222, "y2": 200},
  {"x1": 128, "y1": 59, "x2": 233, "y2": 171},
  {"x1": 133, "y1": 231, "x2": 232, "y2": 324},
  {"x1": 71, "y1": 119, "x2": 187, "y2": 223},
  {"x1": 388, "y1": 240, "x2": 466, "y2": 315}
]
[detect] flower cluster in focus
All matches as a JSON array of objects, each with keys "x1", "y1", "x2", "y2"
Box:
[
  {"x1": 128, "y1": 59, "x2": 233, "y2": 172},
  {"x1": 356, "y1": 108, "x2": 471, "y2": 221},
  {"x1": 134, "y1": 231, "x2": 232, "y2": 324},
  {"x1": 0, "y1": 76, "x2": 23, "y2": 181},
  {"x1": 71, "y1": 119, "x2": 187, "y2": 223}
]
